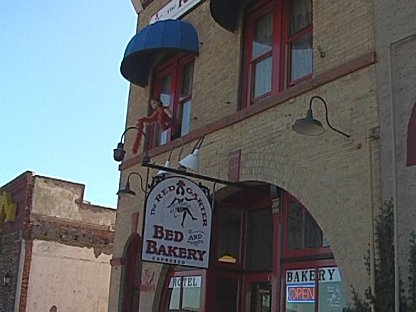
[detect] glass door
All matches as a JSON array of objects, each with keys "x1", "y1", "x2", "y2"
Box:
[
  {"x1": 243, "y1": 273, "x2": 272, "y2": 312},
  {"x1": 248, "y1": 281, "x2": 272, "y2": 312}
]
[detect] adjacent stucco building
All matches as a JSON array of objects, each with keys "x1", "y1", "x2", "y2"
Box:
[{"x1": 0, "y1": 171, "x2": 115, "y2": 312}]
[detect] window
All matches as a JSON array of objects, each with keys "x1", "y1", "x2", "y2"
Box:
[
  {"x1": 161, "y1": 272, "x2": 204, "y2": 312},
  {"x1": 283, "y1": 195, "x2": 331, "y2": 258},
  {"x1": 214, "y1": 205, "x2": 274, "y2": 271},
  {"x1": 206, "y1": 186, "x2": 347, "y2": 311},
  {"x1": 122, "y1": 234, "x2": 142, "y2": 312},
  {"x1": 283, "y1": 264, "x2": 347, "y2": 312},
  {"x1": 150, "y1": 54, "x2": 195, "y2": 147},
  {"x1": 243, "y1": 0, "x2": 313, "y2": 106}
]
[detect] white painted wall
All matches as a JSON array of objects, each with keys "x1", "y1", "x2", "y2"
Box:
[{"x1": 25, "y1": 240, "x2": 112, "y2": 312}]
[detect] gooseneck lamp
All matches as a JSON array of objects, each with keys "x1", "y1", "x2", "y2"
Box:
[
  {"x1": 157, "y1": 139, "x2": 184, "y2": 176},
  {"x1": 117, "y1": 172, "x2": 147, "y2": 197},
  {"x1": 113, "y1": 126, "x2": 150, "y2": 163},
  {"x1": 292, "y1": 95, "x2": 350, "y2": 138},
  {"x1": 178, "y1": 136, "x2": 205, "y2": 172}
]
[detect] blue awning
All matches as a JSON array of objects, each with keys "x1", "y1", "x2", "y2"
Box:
[
  {"x1": 120, "y1": 19, "x2": 200, "y2": 87},
  {"x1": 210, "y1": 0, "x2": 244, "y2": 32}
]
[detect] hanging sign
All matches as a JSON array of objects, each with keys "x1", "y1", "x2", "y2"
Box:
[
  {"x1": 142, "y1": 176, "x2": 212, "y2": 268},
  {"x1": 150, "y1": 0, "x2": 203, "y2": 24}
]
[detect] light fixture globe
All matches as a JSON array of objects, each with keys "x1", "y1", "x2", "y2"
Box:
[
  {"x1": 178, "y1": 148, "x2": 200, "y2": 172},
  {"x1": 157, "y1": 160, "x2": 171, "y2": 176},
  {"x1": 116, "y1": 180, "x2": 136, "y2": 197},
  {"x1": 113, "y1": 142, "x2": 126, "y2": 162},
  {"x1": 292, "y1": 96, "x2": 350, "y2": 138},
  {"x1": 3, "y1": 273, "x2": 12, "y2": 287},
  {"x1": 292, "y1": 109, "x2": 324, "y2": 136}
]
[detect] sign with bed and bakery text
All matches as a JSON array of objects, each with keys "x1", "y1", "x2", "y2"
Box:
[{"x1": 141, "y1": 176, "x2": 212, "y2": 268}]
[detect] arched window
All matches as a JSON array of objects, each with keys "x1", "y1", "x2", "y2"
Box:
[
  {"x1": 122, "y1": 233, "x2": 142, "y2": 312},
  {"x1": 208, "y1": 185, "x2": 347, "y2": 312},
  {"x1": 407, "y1": 102, "x2": 416, "y2": 167},
  {"x1": 157, "y1": 183, "x2": 348, "y2": 311}
]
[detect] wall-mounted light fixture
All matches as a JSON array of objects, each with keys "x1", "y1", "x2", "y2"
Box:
[
  {"x1": 113, "y1": 126, "x2": 150, "y2": 163},
  {"x1": 117, "y1": 172, "x2": 147, "y2": 197},
  {"x1": 178, "y1": 136, "x2": 205, "y2": 172},
  {"x1": 113, "y1": 135, "x2": 234, "y2": 194},
  {"x1": 3, "y1": 272, "x2": 12, "y2": 287},
  {"x1": 292, "y1": 95, "x2": 350, "y2": 138}
]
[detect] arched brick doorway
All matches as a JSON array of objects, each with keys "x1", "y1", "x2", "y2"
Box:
[{"x1": 159, "y1": 182, "x2": 348, "y2": 312}]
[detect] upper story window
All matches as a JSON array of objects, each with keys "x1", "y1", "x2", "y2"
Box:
[
  {"x1": 243, "y1": 0, "x2": 313, "y2": 107},
  {"x1": 150, "y1": 54, "x2": 195, "y2": 147}
]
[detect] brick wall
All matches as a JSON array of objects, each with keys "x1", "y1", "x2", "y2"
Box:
[
  {"x1": 0, "y1": 232, "x2": 22, "y2": 312},
  {"x1": 374, "y1": 0, "x2": 416, "y2": 291},
  {"x1": 110, "y1": 0, "x2": 380, "y2": 309}
]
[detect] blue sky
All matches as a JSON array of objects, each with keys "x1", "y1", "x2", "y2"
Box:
[{"x1": 0, "y1": 1, "x2": 137, "y2": 208}]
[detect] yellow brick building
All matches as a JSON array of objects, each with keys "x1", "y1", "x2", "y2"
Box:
[{"x1": 108, "y1": 0, "x2": 416, "y2": 311}]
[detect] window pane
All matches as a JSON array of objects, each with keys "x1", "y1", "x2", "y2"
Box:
[
  {"x1": 289, "y1": 0, "x2": 312, "y2": 35},
  {"x1": 215, "y1": 279, "x2": 238, "y2": 312},
  {"x1": 287, "y1": 198, "x2": 323, "y2": 250},
  {"x1": 217, "y1": 209, "x2": 241, "y2": 264},
  {"x1": 287, "y1": 200, "x2": 303, "y2": 249},
  {"x1": 285, "y1": 268, "x2": 315, "y2": 312},
  {"x1": 318, "y1": 267, "x2": 347, "y2": 311},
  {"x1": 168, "y1": 288, "x2": 180, "y2": 311},
  {"x1": 180, "y1": 100, "x2": 192, "y2": 136},
  {"x1": 304, "y1": 209, "x2": 323, "y2": 248},
  {"x1": 253, "y1": 56, "x2": 272, "y2": 98},
  {"x1": 290, "y1": 33, "x2": 312, "y2": 82},
  {"x1": 253, "y1": 12, "x2": 273, "y2": 58},
  {"x1": 182, "y1": 276, "x2": 202, "y2": 312},
  {"x1": 157, "y1": 75, "x2": 172, "y2": 145},
  {"x1": 249, "y1": 282, "x2": 271, "y2": 312},
  {"x1": 246, "y1": 209, "x2": 273, "y2": 271},
  {"x1": 181, "y1": 62, "x2": 194, "y2": 97}
]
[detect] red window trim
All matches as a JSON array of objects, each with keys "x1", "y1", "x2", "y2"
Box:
[
  {"x1": 149, "y1": 53, "x2": 195, "y2": 148},
  {"x1": 242, "y1": 0, "x2": 313, "y2": 108}
]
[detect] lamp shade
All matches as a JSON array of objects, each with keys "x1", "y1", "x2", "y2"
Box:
[
  {"x1": 292, "y1": 109, "x2": 324, "y2": 136},
  {"x1": 113, "y1": 142, "x2": 126, "y2": 162},
  {"x1": 157, "y1": 160, "x2": 171, "y2": 176},
  {"x1": 178, "y1": 149, "x2": 200, "y2": 172},
  {"x1": 117, "y1": 181, "x2": 136, "y2": 197}
]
